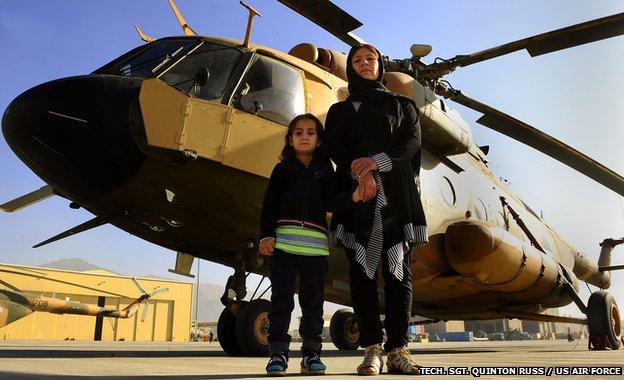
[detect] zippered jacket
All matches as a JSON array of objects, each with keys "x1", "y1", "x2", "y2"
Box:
[{"x1": 260, "y1": 158, "x2": 354, "y2": 240}]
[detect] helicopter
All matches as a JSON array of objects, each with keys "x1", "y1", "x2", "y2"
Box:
[
  {"x1": 0, "y1": 267, "x2": 168, "y2": 329},
  {"x1": 1, "y1": 0, "x2": 624, "y2": 355}
]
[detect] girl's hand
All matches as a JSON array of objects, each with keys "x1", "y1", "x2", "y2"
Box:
[
  {"x1": 259, "y1": 238, "x2": 275, "y2": 256},
  {"x1": 351, "y1": 157, "x2": 379, "y2": 178},
  {"x1": 352, "y1": 189, "x2": 363, "y2": 202}
]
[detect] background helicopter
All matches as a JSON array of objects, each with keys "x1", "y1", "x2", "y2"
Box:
[
  {"x1": 0, "y1": 267, "x2": 168, "y2": 329},
  {"x1": 1, "y1": 0, "x2": 621, "y2": 356}
]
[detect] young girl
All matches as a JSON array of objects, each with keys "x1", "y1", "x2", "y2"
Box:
[{"x1": 259, "y1": 114, "x2": 361, "y2": 376}]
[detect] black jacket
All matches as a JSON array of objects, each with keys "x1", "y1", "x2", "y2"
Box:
[
  {"x1": 260, "y1": 158, "x2": 354, "y2": 240},
  {"x1": 325, "y1": 95, "x2": 427, "y2": 247}
]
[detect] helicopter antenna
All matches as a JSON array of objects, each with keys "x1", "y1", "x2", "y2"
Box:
[
  {"x1": 168, "y1": 0, "x2": 198, "y2": 36},
  {"x1": 240, "y1": 1, "x2": 262, "y2": 48},
  {"x1": 135, "y1": 25, "x2": 155, "y2": 43}
]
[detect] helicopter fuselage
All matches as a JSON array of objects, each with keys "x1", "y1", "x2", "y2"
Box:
[{"x1": 2, "y1": 36, "x2": 610, "y2": 322}]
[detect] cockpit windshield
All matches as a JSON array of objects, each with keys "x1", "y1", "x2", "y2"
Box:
[
  {"x1": 159, "y1": 42, "x2": 244, "y2": 101},
  {"x1": 94, "y1": 38, "x2": 245, "y2": 102},
  {"x1": 94, "y1": 38, "x2": 199, "y2": 78}
]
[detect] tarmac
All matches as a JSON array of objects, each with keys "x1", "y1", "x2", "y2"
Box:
[{"x1": 0, "y1": 339, "x2": 622, "y2": 379}]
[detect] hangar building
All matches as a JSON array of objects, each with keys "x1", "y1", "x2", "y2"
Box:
[{"x1": 0, "y1": 263, "x2": 193, "y2": 341}]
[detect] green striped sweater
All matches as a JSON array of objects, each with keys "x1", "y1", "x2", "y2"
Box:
[{"x1": 274, "y1": 225, "x2": 329, "y2": 256}]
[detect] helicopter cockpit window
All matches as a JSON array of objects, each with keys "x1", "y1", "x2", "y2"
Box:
[
  {"x1": 234, "y1": 55, "x2": 305, "y2": 125},
  {"x1": 159, "y1": 42, "x2": 244, "y2": 101},
  {"x1": 94, "y1": 39, "x2": 198, "y2": 78}
]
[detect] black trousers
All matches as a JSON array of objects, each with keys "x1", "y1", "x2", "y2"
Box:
[
  {"x1": 344, "y1": 244, "x2": 412, "y2": 352},
  {"x1": 268, "y1": 249, "x2": 327, "y2": 356}
]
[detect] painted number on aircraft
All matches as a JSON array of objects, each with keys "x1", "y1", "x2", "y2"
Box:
[{"x1": 33, "y1": 299, "x2": 48, "y2": 308}]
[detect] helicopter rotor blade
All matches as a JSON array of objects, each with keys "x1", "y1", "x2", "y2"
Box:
[
  {"x1": 278, "y1": 0, "x2": 366, "y2": 46},
  {"x1": 0, "y1": 278, "x2": 22, "y2": 293},
  {"x1": 131, "y1": 277, "x2": 148, "y2": 296},
  {"x1": 421, "y1": 12, "x2": 624, "y2": 81},
  {"x1": 0, "y1": 266, "x2": 48, "y2": 277},
  {"x1": 441, "y1": 87, "x2": 624, "y2": 197},
  {"x1": 149, "y1": 287, "x2": 169, "y2": 297},
  {"x1": 140, "y1": 303, "x2": 149, "y2": 322}
]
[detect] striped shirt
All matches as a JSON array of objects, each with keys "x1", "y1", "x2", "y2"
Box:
[{"x1": 275, "y1": 225, "x2": 329, "y2": 256}]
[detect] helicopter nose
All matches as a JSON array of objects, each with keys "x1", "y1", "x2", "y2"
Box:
[
  {"x1": 2, "y1": 75, "x2": 145, "y2": 202},
  {"x1": 3, "y1": 76, "x2": 105, "y2": 156}
]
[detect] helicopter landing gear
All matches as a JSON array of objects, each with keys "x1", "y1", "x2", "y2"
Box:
[
  {"x1": 587, "y1": 290, "x2": 622, "y2": 350},
  {"x1": 235, "y1": 299, "x2": 270, "y2": 356},
  {"x1": 217, "y1": 301, "x2": 247, "y2": 355},
  {"x1": 330, "y1": 308, "x2": 360, "y2": 350},
  {"x1": 220, "y1": 262, "x2": 248, "y2": 308},
  {"x1": 217, "y1": 261, "x2": 272, "y2": 356}
]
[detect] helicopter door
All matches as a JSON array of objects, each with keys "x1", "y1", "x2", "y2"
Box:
[
  {"x1": 139, "y1": 78, "x2": 231, "y2": 162},
  {"x1": 223, "y1": 55, "x2": 306, "y2": 177},
  {"x1": 138, "y1": 41, "x2": 244, "y2": 162}
]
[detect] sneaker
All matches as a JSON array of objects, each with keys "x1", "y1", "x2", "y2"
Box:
[
  {"x1": 301, "y1": 353, "x2": 326, "y2": 375},
  {"x1": 266, "y1": 352, "x2": 288, "y2": 377},
  {"x1": 357, "y1": 344, "x2": 383, "y2": 376},
  {"x1": 386, "y1": 346, "x2": 421, "y2": 375}
]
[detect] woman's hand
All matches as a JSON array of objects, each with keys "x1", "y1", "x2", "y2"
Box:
[
  {"x1": 356, "y1": 174, "x2": 378, "y2": 201},
  {"x1": 352, "y1": 189, "x2": 363, "y2": 202},
  {"x1": 259, "y1": 238, "x2": 275, "y2": 256},
  {"x1": 351, "y1": 157, "x2": 379, "y2": 178}
]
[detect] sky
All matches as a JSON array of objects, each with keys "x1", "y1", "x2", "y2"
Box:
[{"x1": 1, "y1": 0, "x2": 624, "y2": 320}]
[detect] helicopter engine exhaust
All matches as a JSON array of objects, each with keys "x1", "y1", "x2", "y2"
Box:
[
  {"x1": 444, "y1": 220, "x2": 577, "y2": 307},
  {"x1": 288, "y1": 43, "x2": 347, "y2": 81}
]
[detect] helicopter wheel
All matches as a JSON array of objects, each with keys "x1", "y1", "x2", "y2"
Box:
[
  {"x1": 330, "y1": 308, "x2": 360, "y2": 350},
  {"x1": 217, "y1": 301, "x2": 248, "y2": 356},
  {"x1": 235, "y1": 299, "x2": 271, "y2": 356},
  {"x1": 587, "y1": 290, "x2": 622, "y2": 350}
]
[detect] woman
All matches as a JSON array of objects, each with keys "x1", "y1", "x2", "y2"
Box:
[{"x1": 325, "y1": 44, "x2": 428, "y2": 375}]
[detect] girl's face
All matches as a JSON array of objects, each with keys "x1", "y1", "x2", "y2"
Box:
[
  {"x1": 290, "y1": 119, "x2": 320, "y2": 155},
  {"x1": 351, "y1": 47, "x2": 379, "y2": 80}
]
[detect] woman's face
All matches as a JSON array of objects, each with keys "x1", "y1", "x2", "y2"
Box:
[{"x1": 351, "y1": 47, "x2": 379, "y2": 80}]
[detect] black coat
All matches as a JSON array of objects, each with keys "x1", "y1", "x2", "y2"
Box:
[
  {"x1": 259, "y1": 159, "x2": 354, "y2": 240},
  {"x1": 325, "y1": 95, "x2": 427, "y2": 251}
]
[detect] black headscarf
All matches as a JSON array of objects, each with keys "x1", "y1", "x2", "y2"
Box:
[{"x1": 346, "y1": 44, "x2": 393, "y2": 102}]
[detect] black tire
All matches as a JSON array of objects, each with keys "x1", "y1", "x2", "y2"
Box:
[
  {"x1": 217, "y1": 301, "x2": 247, "y2": 356},
  {"x1": 587, "y1": 290, "x2": 622, "y2": 350},
  {"x1": 235, "y1": 299, "x2": 271, "y2": 356},
  {"x1": 330, "y1": 308, "x2": 360, "y2": 350}
]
